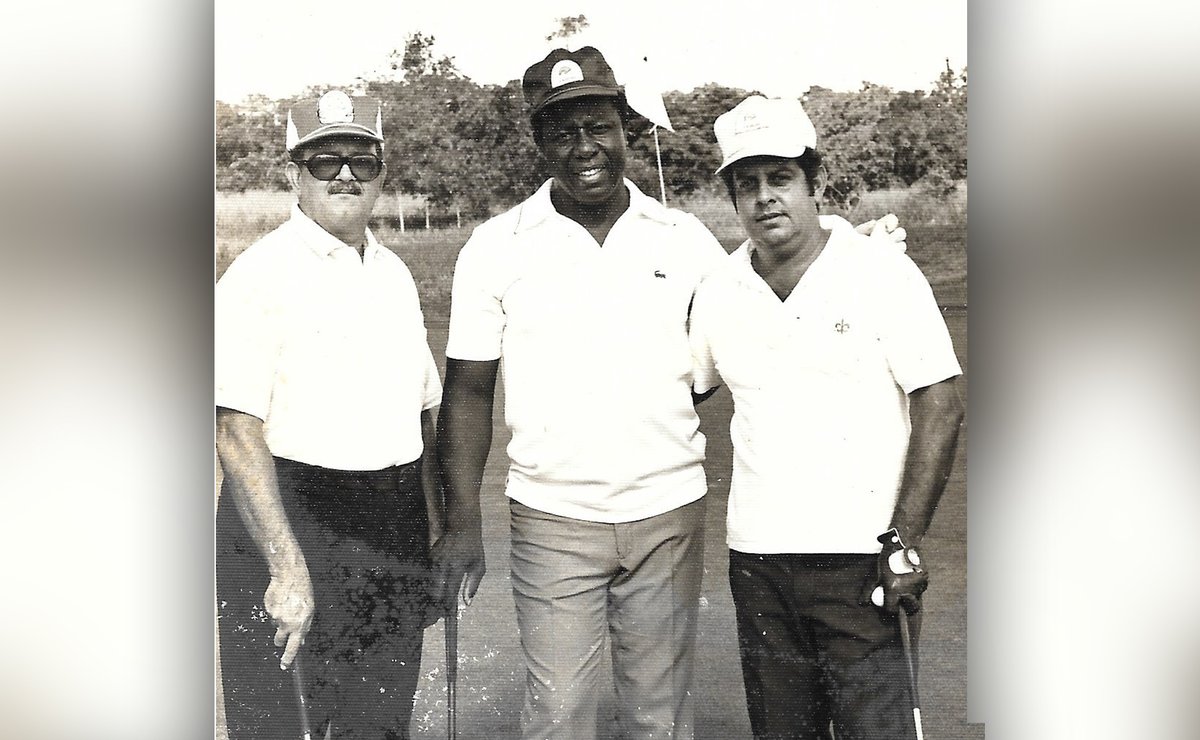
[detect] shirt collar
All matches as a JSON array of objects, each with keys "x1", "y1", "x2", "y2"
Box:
[
  {"x1": 513, "y1": 178, "x2": 674, "y2": 233},
  {"x1": 742, "y1": 213, "x2": 852, "y2": 259},
  {"x1": 289, "y1": 203, "x2": 382, "y2": 258},
  {"x1": 732, "y1": 214, "x2": 855, "y2": 291}
]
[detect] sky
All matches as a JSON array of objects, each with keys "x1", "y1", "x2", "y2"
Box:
[{"x1": 215, "y1": 0, "x2": 966, "y2": 103}]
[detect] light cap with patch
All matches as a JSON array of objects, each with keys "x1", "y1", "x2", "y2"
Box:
[
  {"x1": 714, "y1": 95, "x2": 817, "y2": 174},
  {"x1": 285, "y1": 90, "x2": 384, "y2": 152}
]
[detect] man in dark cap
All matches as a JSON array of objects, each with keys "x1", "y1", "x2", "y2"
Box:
[
  {"x1": 433, "y1": 47, "x2": 728, "y2": 739},
  {"x1": 215, "y1": 90, "x2": 443, "y2": 740}
]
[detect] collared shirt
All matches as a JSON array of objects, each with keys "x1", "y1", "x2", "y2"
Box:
[
  {"x1": 446, "y1": 179, "x2": 728, "y2": 523},
  {"x1": 216, "y1": 205, "x2": 442, "y2": 471},
  {"x1": 690, "y1": 215, "x2": 962, "y2": 553}
]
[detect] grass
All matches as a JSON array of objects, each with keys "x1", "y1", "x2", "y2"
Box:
[
  {"x1": 372, "y1": 225, "x2": 465, "y2": 318},
  {"x1": 215, "y1": 190, "x2": 468, "y2": 322},
  {"x1": 216, "y1": 184, "x2": 965, "y2": 315}
]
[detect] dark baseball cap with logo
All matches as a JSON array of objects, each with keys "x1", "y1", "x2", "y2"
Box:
[{"x1": 522, "y1": 46, "x2": 623, "y2": 116}]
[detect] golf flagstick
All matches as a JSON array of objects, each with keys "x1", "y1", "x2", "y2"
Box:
[
  {"x1": 620, "y1": 51, "x2": 672, "y2": 206},
  {"x1": 897, "y1": 612, "x2": 925, "y2": 740},
  {"x1": 653, "y1": 125, "x2": 667, "y2": 205}
]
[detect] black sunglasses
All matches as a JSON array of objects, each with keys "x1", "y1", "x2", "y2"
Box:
[{"x1": 294, "y1": 154, "x2": 383, "y2": 182}]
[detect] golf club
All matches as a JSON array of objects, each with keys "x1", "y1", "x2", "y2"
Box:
[
  {"x1": 292, "y1": 653, "x2": 314, "y2": 740},
  {"x1": 446, "y1": 600, "x2": 459, "y2": 740},
  {"x1": 897, "y1": 611, "x2": 925, "y2": 740},
  {"x1": 292, "y1": 653, "x2": 333, "y2": 740}
]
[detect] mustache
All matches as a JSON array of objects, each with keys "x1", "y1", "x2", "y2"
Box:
[{"x1": 328, "y1": 182, "x2": 362, "y2": 195}]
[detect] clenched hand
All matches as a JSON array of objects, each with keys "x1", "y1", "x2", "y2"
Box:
[{"x1": 264, "y1": 560, "x2": 314, "y2": 670}]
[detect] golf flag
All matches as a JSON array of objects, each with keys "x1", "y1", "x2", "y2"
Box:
[{"x1": 622, "y1": 54, "x2": 674, "y2": 132}]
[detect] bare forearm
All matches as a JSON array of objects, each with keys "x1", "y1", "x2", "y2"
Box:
[
  {"x1": 420, "y1": 407, "x2": 445, "y2": 544},
  {"x1": 890, "y1": 378, "x2": 965, "y2": 545},
  {"x1": 215, "y1": 408, "x2": 306, "y2": 576},
  {"x1": 436, "y1": 359, "x2": 498, "y2": 530}
]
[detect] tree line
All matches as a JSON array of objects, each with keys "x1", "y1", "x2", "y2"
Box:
[{"x1": 216, "y1": 33, "x2": 966, "y2": 216}]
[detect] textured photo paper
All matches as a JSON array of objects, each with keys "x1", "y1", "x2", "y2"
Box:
[{"x1": 214, "y1": 3, "x2": 971, "y2": 737}]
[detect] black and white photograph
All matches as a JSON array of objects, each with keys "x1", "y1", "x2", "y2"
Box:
[
  {"x1": 214, "y1": 2, "x2": 970, "y2": 738},
  {"x1": 13, "y1": 3, "x2": 1200, "y2": 740}
]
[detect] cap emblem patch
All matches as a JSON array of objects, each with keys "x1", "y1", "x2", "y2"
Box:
[
  {"x1": 551, "y1": 60, "x2": 584, "y2": 88},
  {"x1": 734, "y1": 111, "x2": 769, "y2": 135},
  {"x1": 317, "y1": 90, "x2": 355, "y2": 124}
]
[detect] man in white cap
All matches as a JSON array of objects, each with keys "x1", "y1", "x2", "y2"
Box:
[
  {"x1": 688, "y1": 95, "x2": 965, "y2": 739},
  {"x1": 215, "y1": 90, "x2": 443, "y2": 740}
]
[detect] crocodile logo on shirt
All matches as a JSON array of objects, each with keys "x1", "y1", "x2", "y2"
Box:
[{"x1": 653, "y1": 270, "x2": 667, "y2": 279}]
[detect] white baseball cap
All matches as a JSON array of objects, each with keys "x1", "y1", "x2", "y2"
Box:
[
  {"x1": 285, "y1": 90, "x2": 384, "y2": 152},
  {"x1": 713, "y1": 95, "x2": 817, "y2": 174}
]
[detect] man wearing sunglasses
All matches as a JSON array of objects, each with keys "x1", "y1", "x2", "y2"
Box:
[{"x1": 216, "y1": 90, "x2": 443, "y2": 739}]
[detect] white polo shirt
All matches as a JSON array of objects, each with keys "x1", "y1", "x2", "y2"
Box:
[
  {"x1": 215, "y1": 205, "x2": 442, "y2": 471},
  {"x1": 690, "y1": 215, "x2": 962, "y2": 553},
  {"x1": 446, "y1": 179, "x2": 728, "y2": 522}
]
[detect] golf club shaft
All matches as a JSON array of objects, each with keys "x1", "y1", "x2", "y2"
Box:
[
  {"x1": 897, "y1": 612, "x2": 924, "y2": 740},
  {"x1": 292, "y1": 654, "x2": 314, "y2": 740},
  {"x1": 446, "y1": 604, "x2": 458, "y2": 740}
]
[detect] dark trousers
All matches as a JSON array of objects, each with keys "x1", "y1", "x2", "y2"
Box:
[
  {"x1": 216, "y1": 456, "x2": 434, "y2": 740},
  {"x1": 728, "y1": 551, "x2": 921, "y2": 740}
]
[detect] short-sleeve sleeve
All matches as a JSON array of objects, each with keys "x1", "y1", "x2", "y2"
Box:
[
  {"x1": 420, "y1": 337, "x2": 443, "y2": 410},
  {"x1": 688, "y1": 278, "x2": 722, "y2": 394},
  {"x1": 214, "y1": 255, "x2": 281, "y2": 419},
  {"x1": 878, "y1": 255, "x2": 962, "y2": 394},
  {"x1": 680, "y1": 216, "x2": 729, "y2": 394},
  {"x1": 445, "y1": 228, "x2": 506, "y2": 361}
]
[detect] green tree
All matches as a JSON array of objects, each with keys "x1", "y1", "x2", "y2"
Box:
[
  {"x1": 367, "y1": 33, "x2": 543, "y2": 218},
  {"x1": 626, "y1": 84, "x2": 753, "y2": 197},
  {"x1": 879, "y1": 90, "x2": 933, "y2": 186},
  {"x1": 804, "y1": 83, "x2": 896, "y2": 206},
  {"x1": 387, "y1": 31, "x2": 460, "y2": 79},
  {"x1": 919, "y1": 63, "x2": 967, "y2": 197},
  {"x1": 546, "y1": 15, "x2": 589, "y2": 42},
  {"x1": 215, "y1": 97, "x2": 288, "y2": 191},
  {"x1": 214, "y1": 39, "x2": 968, "y2": 208}
]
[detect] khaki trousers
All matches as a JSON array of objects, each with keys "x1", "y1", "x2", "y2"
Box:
[{"x1": 509, "y1": 496, "x2": 706, "y2": 740}]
